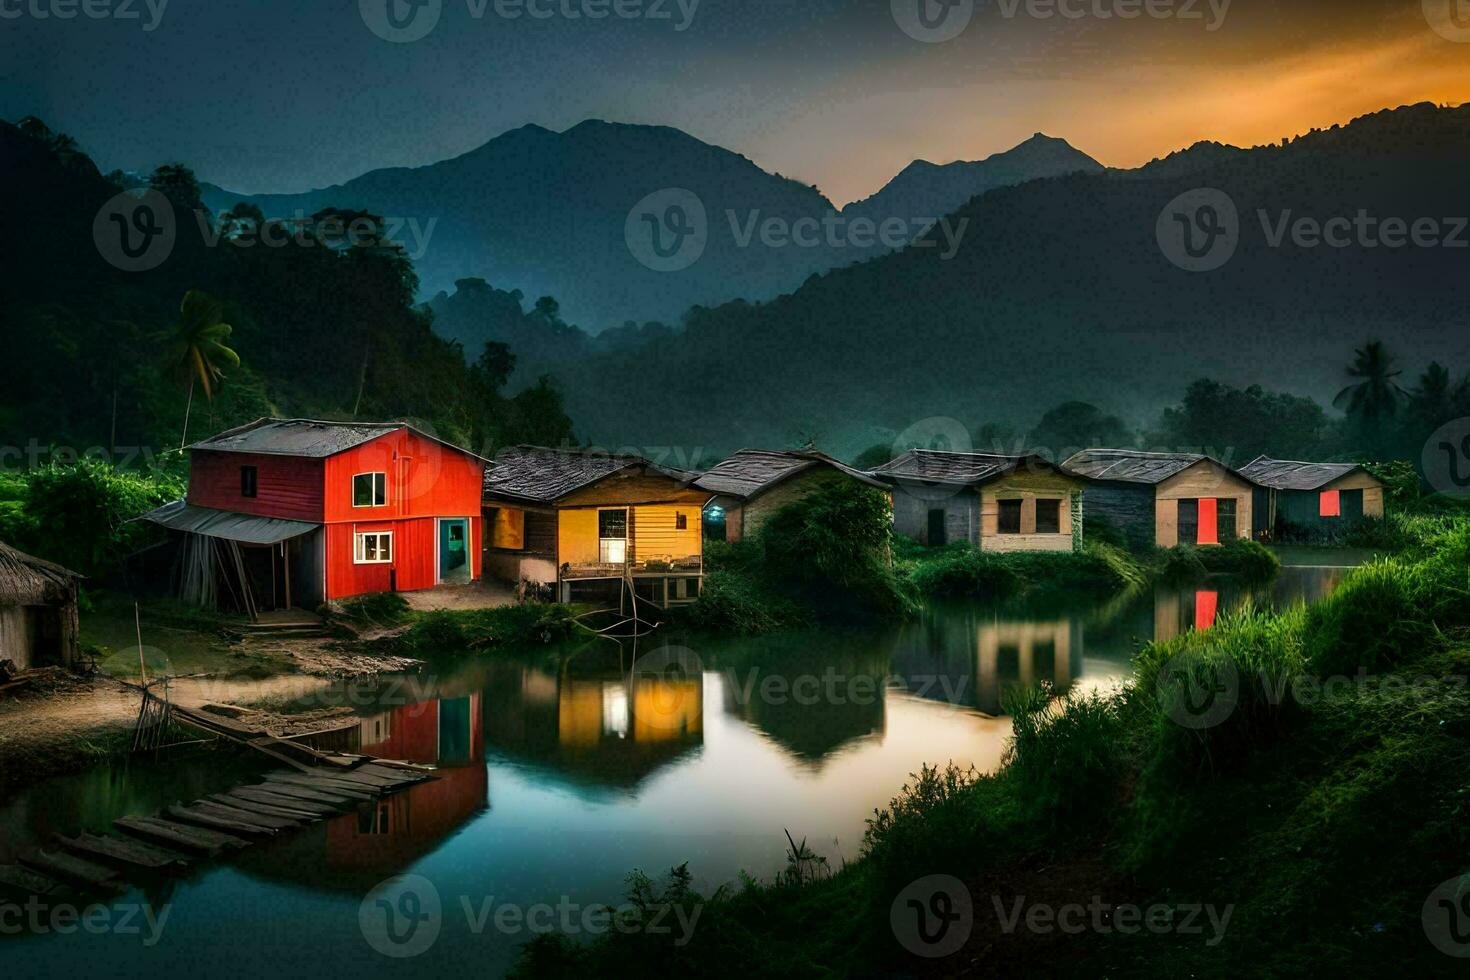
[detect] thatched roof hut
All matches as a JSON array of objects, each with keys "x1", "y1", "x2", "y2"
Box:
[{"x1": 0, "y1": 541, "x2": 82, "y2": 671}]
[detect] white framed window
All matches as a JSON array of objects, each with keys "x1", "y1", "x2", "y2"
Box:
[
  {"x1": 353, "y1": 472, "x2": 387, "y2": 508},
  {"x1": 354, "y1": 531, "x2": 393, "y2": 564},
  {"x1": 598, "y1": 509, "x2": 629, "y2": 564}
]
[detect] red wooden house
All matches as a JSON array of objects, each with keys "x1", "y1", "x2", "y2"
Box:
[{"x1": 143, "y1": 419, "x2": 486, "y2": 612}]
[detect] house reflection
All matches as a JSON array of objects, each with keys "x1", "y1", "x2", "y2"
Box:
[
  {"x1": 480, "y1": 657, "x2": 704, "y2": 794},
  {"x1": 891, "y1": 607, "x2": 1083, "y2": 716},
  {"x1": 235, "y1": 691, "x2": 489, "y2": 892}
]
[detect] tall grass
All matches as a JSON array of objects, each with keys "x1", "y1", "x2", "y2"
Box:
[{"x1": 1003, "y1": 684, "x2": 1131, "y2": 826}]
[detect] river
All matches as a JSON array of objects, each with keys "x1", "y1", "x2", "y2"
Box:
[{"x1": 0, "y1": 561, "x2": 1358, "y2": 976}]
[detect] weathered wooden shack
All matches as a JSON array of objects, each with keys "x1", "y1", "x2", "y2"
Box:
[
  {"x1": 0, "y1": 541, "x2": 81, "y2": 671},
  {"x1": 1064, "y1": 450, "x2": 1254, "y2": 551},
  {"x1": 1239, "y1": 456, "x2": 1386, "y2": 540},
  {"x1": 873, "y1": 450, "x2": 1086, "y2": 552},
  {"x1": 482, "y1": 447, "x2": 709, "y2": 608},
  {"x1": 694, "y1": 450, "x2": 891, "y2": 544}
]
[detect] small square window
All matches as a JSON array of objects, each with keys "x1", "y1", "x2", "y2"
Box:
[
  {"x1": 353, "y1": 472, "x2": 386, "y2": 508},
  {"x1": 675, "y1": 513, "x2": 688, "y2": 531},
  {"x1": 354, "y1": 531, "x2": 393, "y2": 564},
  {"x1": 1035, "y1": 499, "x2": 1061, "y2": 534},
  {"x1": 998, "y1": 499, "x2": 1023, "y2": 535},
  {"x1": 240, "y1": 466, "x2": 258, "y2": 499}
]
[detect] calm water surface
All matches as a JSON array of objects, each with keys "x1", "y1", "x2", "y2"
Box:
[{"x1": 0, "y1": 562, "x2": 1353, "y2": 976}]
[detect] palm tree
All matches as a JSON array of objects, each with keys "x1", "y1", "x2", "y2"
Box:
[
  {"x1": 1409, "y1": 362, "x2": 1454, "y2": 427},
  {"x1": 167, "y1": 291, "x2": 240, "y2": 450},
  {"x1": 1334, "y1": 340, "x2": 1407, "y2": 419}
]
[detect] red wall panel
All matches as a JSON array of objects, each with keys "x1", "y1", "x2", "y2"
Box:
[
  {"x1": 187, "y1": 451, "x2": 324, "y2": 521},
  {"x1": 188, "y1": 428, "x2": 484, "y2": 601}
]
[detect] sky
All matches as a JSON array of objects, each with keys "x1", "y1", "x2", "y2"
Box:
[{"x1": 2, "y1": 0, "x2": 1468, "y2": 205}]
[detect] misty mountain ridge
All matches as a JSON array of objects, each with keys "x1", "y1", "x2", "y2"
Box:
[{"x1": 201, "y1": 120, "x2": 1106, "y2": 328}]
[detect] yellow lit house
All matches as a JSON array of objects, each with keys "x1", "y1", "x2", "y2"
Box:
[{"x1": 482, "y1": 447, "x2": 711, "y2": 608}]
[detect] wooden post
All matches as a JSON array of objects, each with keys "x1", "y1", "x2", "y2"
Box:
[
  {"x1": 134, "y1": 602, "x2": 146, "y2": 685},
  {"x1": 283, "y1": 541, "x2": 293, "y2": 611}
]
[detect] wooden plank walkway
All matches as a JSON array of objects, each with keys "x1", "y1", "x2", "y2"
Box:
[{"x1": 0, "y1": 753, "x2": 435, "y2": 908}]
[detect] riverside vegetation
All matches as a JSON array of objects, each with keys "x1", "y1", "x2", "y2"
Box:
[{"x1": 512, "y1": 503, "x2": 1470, "y2": 978}]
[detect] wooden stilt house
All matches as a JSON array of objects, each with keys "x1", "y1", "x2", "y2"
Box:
[{"x1": 482, "y1": 447, "x2": 710, "y2": 608}]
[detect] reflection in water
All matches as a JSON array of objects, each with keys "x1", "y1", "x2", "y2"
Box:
[
  {"x1": 481, "y1": 654, "x2": 705, "y2": 794},
  {"x1": 238, "y1": 689, "x2": 490, "y2": 892},
  {"x1": 0, "y1": 563, "x2": 1358, "y2": 977}
]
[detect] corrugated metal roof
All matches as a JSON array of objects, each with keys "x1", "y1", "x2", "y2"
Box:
[
  {"x1": 0, "y1": 540, "x2": 80, "y2": 605},
  {"x1": 1239, "y1": 456, "x2": 1370, "y2": 491},
  {"x1": 483, "y1": 447, "x2": 690, "y2": 504},
  {"x1": 694, "y1": 450, "x2": 887, "y2": 499},
  {"x1": 873, "y1": 450, "x2": 1076, "y2": 487},
  {"x1": 188, "y1": 419, "x2": 403, "y2": 457},
  {"x1": 139, "y1": 501, "x2": 320, "y2": 545},
  {"x1": 1063, "y1": 449, "x2": 1211, "y2": 485},
  {"x1": 187, "y1": 418, "x2": 490, "y2": 463}
]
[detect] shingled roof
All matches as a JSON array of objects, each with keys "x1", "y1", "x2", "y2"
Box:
[
  {"x1": 0, "y1": 541, "x2": 80, "y2": 606},
  {"x1": 1063, "y1": 449, "x2": 1223, "y2": 485},
  {"x1": 1239, "y1": 456, "x2": 1371, "y2": 491},
  {"x1": 483, "y1": 446, "x2": 694, "y2": 504},
  {"x1": 189, "y1": 418, "x2": 488, "y2": 462},
  {"x1": 873, "y1": 450, "x2": 1075, "y2": 487},
  {"x1": 694, "y1": 450, "x2": 887, "y2": 499}
]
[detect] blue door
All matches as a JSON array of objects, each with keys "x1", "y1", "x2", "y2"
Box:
[{"x1": 439, "y1": 519, "x2": 470, "y2": 584}]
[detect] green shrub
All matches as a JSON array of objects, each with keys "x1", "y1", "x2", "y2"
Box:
[
  {"x1": 1197, "y1": 539, "x2": 1281, "y2": 580},
  {"x1": 1303, "y1": 559, "x2": 1440, "y2": 674},
  {"x1": 902, "y1": 541, "x2": 1145, "y2": 602},
  {"x1": 398, "y1": 604, "x2": 581, "y2": 654},
  {"x1": 333, "y1": 592, "x2": 412, "y2": 627},
  {"x1": 5, "y1": 460, "x2": 182, "y2": 576},
  {"x1": 674, "y1": 570, "x2": 804, "y2": 635},
  {"x1": 1135, "y1": 605, "x2": 1308, "y2": 777},
  {"x1": 756, "y1": 482, "x2": 916, "y2": 622},
  {"x1": 1003, "y1": 684, "x2": 1130, "y2": 825}
]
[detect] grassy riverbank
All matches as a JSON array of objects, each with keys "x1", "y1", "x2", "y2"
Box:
[{"x1": 515, "y1": 508, "x2": 1470, "y2": 978}]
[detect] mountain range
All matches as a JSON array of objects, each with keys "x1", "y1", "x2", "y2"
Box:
[{"x1": 201, "y1": 122, "x2": 1103, "y2": 327}]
